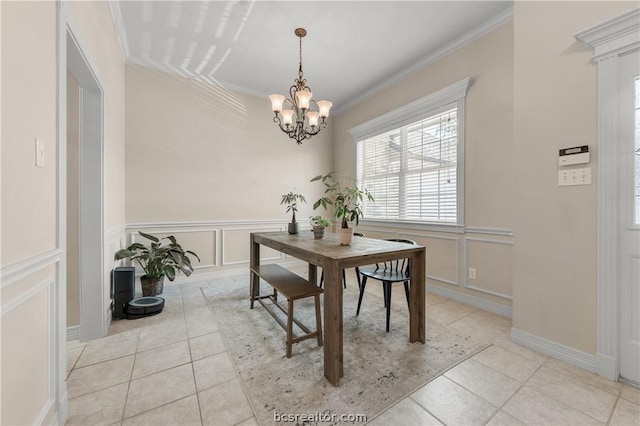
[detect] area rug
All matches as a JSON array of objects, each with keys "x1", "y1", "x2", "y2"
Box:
[{"x1": 202, "y1": 273, "x2": 488, "y2": 425}]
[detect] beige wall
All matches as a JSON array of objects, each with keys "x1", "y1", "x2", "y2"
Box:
[
  {"x1": 1, "y1": 0, "x2": 125, "y2": 424},
  {"x1": 333, "y1": 21, "x2": 515, "y2": 310},
  {"x1": 1, "y1": 1, "x2": 58, "y2": 266},
  {"x1": 125, "y1": 63, "x2": 333, "y2": 224},
  {"x1": 1, "y1": 1, "x2": 58, "y2": 424},
  {"x1": 512, "y1": 1, "x2": 637, "y2": 354},
  {"x1": 124, "y1": 64, "x2": 333, "y2": 272}
]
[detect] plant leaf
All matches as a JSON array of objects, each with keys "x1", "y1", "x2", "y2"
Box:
[{"x1": 138, "y1": 231, "x2": 159, "y2": 242}]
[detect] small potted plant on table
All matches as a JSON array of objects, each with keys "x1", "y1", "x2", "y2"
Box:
[
  {"x1": 281, "y1": 191, "x2": 307, "y2": 234},
  {"x1": 311, "y1": 172, "x2": 374, "y2": 245},
  {"x1": 114, "y1": 231, "x2": 200, "y2": 296},
  {"x1": 310, "y1": 215, "x2": 331, "y2": 240}
]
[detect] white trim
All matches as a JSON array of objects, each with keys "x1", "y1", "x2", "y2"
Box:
[
  {"x1": 348, "y1": 78, "x2": 472, "y2": 141},
  {"x1": 127, "y1": 219, "x2": 289, "y2": 229},
  {"x1": 464, "y1": 226, "x2": 515, "y2": 237},
  {"x1": 66, "y1": 325, "x2": 80, "y2": 342},
  {"x1": 428, "y1": 284, "x2": 512, "y2": 318},
  {"x1": 575, "y1": 8, "x2": 640, "y2": 61},
  {"x1": 335, "y1": 7, "x2": 512, "y2": 114},
  {"x1": 465, "y1": 237, "x2": 514, "y2": 300},
  {"x1": 0, "y1": 279, "x2": 55, "y2": 316},
  {"x1": 359, "y1": 219, "x2": 465, "y2": 234},
  {"x1": 511, "y1": 327, "x2": 597, "y2": 373},
  {"x1": 1, "y1": 249, "x2": 63, "y2": 288},
  {"x1": 575, "y1": 7, "x2": 640, "y2": 382}
]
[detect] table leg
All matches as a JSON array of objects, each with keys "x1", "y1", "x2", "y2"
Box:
[
  {"x1": 249, "y1": 233, "x2": 260, "y2": 309},
  {"x1": 308, "y1": 263, "x2": 318, "y2": 287},
  {"x1": 323, "y1": 262, "x2": 343, "y2": 386},
  {"x1": 409, "y1": 248, "x2": 426, "y2": 343}
]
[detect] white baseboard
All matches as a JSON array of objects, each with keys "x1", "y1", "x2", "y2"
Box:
[
  {"x1": 428, "y1": 284, "x2": 512, "y2": 318},
  {"x1": 511, "y1": 327, "x2": 597, "y2": 373},
  {"x1": 596, "y1": 352, "x2": 618, "y2": 381},
  {"x1": 66, "y1": 325, "x2": 80, "y2": 342}
]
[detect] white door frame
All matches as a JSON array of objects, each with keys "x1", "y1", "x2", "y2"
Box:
[
  {"x1": 576, "y1": 8, "x2": 640, "y2": 381},
  {"x1": 57, "y1": 4, "x2": 106, "y2": 344}
]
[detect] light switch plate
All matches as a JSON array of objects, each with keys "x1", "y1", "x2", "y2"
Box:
[
  {"x1": 35, "y1": 138, "x2": 45, "y2": 168},
  {"x1": 559, "y1": 167, "x2": 591, "y2": 186}
]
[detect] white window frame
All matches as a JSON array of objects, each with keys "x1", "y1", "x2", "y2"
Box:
[{"x1": 349, "y1": 77, "x2": 472, "y2": 231}]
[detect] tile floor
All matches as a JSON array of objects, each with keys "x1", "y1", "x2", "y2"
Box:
[{"x1": 66, "y1": 268, "x2": 640, "y2": 425}]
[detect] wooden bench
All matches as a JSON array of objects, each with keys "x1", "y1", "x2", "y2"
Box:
[{"x1": 250, "y1": 264, "x2": 323, "y2": 357}]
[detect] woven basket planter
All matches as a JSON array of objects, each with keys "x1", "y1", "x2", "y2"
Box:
[{"x1": 141, "y1": 275, "x2": 165, "y2": 296}]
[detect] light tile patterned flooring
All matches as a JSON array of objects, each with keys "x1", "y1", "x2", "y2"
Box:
[{"x1": 66, "y1": 269, "x2": 640, "y2": 425}]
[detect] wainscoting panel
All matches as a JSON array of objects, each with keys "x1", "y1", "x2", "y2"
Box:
[
  {"x1": 400, "y1": 232, "x2": 460, "y2": 286},
  {"x1": 222, "y1": 226, "x2": 284, "y2": 265},
  {"x1": 1, "y1": 277, "x2": 55, "y2": 425},
  {"x1": 130, "y1": 228, "x2": 217, "y2": 269},
  {"x1": 465, "y1": 237, "x2": 514, "y2": 300}
]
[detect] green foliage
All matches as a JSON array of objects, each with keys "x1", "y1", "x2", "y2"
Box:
[
  {"x1": 114, "y1": 231, "x2": 200, "y2": 281},
  {"x1": 310, "y1": 215, "x2": 331, "y2": 227},
  {"x1": 280, "y1": 191, "x2": 307, "y2": 223},
  {"x1": 310, "y1": 172, "x2": 374, "y2": 229}
]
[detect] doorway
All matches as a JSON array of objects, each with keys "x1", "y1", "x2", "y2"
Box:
[{"x1": 66, "y1": 29, "x2": 105, "y2": 342}]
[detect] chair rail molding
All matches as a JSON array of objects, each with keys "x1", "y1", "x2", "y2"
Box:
[{"x1": 575, "y1": 7, "x2": 640, "y2": 381}]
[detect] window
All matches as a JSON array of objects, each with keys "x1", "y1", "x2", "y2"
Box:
[{"x1": 350, "y1": 78, "x2": 470, "y2": 226}]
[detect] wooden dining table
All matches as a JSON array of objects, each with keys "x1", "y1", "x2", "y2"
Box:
[{"x1": 250, "y1": 231, "x2": 426, "y2": 387}]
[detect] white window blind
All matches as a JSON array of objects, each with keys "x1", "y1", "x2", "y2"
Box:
[{"x1": 357, "y1": 106, "x2": 459, "y2": 223}]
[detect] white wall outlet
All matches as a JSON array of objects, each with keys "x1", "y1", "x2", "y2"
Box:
[
  {"x1": 558, "y1": 167, "x2": 591, "y2": 186},
  {"x1": 469, "y1": 268, "x2": 476, "y2": 280},
  {"x1": 35, "y1": 138, "x2": 45, "y2": 168}
]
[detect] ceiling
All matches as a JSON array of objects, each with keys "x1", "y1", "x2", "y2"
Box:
[{"x1": 110, "y1": 1, "x2": 513, "y2": 113}]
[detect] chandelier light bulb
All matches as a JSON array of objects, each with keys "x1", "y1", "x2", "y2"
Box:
[
  {"x1": 281, "y1": 109, "x2": 295, "y2": 126},
  {"x1": 295, "y1": 89, "x2": 313, "y2": 110},
  {"x1": 307, "y1": 111, "x2": 319, "y2": 127},
  {"x1": 317, "y1": 100, "x2": 333, "y2": 118},
  {"x1": 269, "y1": 94, "x2": 285, "y2": 113}
]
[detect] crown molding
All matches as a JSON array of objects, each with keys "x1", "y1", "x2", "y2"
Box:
[{"x1": 575, "y1": 7, "x2": 639, "y2": 61}]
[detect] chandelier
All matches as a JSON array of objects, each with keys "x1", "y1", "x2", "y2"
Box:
[{"x1": 269, "y1": 28, "x2": 332, "y2": 145}]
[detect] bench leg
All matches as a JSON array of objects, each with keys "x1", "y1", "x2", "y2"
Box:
[
  {"x1": 286, "y1": 299, "x2": 294, "y2": 358},
  {"x1": 315, "y1": 294, "x2": 323, "y2": 347}
]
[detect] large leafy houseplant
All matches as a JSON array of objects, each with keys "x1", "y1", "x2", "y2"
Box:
[
  {"x1": 281, "y1": 191, "x2": 307, "y2": 234},
  {"x1": 114, "y1": 231, "x2": 200, "y2": 296},
  {"x1": 311, "y1": 172, "x2": 373, "y2": 244}
]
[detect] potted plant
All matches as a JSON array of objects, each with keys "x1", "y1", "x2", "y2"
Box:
[
  {"x1": 281, "y1": 191, "x2": 307, "y2": 234},
  {"x1": 114, "y1": 231, "x2": 200, "y2": 296},
  {"x1": 310, "y1": 215, "x2": 331, "y2": 240},
  {"x1": 311, "y1": 172, "x2": 374, "y2": 245}
]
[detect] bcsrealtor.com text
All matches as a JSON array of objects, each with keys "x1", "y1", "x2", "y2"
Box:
[{"x1": 273, "y1": 411, "x2": 367, "y2": 423}]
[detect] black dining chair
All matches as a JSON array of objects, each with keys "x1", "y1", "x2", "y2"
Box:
[
  {"x1": 356, "y1": 239, "x2": 416, "y2": 332},
  {"x1": 319, "y1": 232, "x2": 365, "y2": 289}
]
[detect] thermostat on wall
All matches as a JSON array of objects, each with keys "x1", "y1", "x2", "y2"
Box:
[{"x1": 559, "y1": 145, "x2": 589, "y2": 166}]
